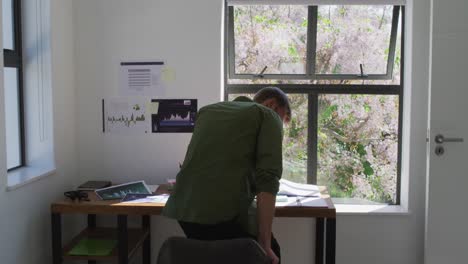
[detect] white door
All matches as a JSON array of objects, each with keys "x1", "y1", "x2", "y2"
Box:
[{"x1": 425, "y1": 1, "x2": 468, "y2": 263}]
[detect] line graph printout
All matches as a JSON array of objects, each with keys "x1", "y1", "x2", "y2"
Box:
[
  {"x1": 152, "y1": 99, "x2": 197, "y2": 133},
  {"x1": 105, "y1": 98, "x2": 150, "y2": 134},
  {"x1": 119, "y1": 61, "x2": 165, "y2": 96}
]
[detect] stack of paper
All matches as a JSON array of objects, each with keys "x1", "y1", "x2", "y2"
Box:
[
  {"x1": 275, "y1": 196, "x2": 328, "y2": 207},
  {"x1": 120, "y1": 194, "x2": 169, "y2": 204},
  {"x1": 278, "y1": 179, "x2": 320, "y2": 197}
]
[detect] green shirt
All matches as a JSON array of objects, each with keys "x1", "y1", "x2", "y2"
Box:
[{"x1": 162, "y1": 96, "x2": 283, "y2": 228}]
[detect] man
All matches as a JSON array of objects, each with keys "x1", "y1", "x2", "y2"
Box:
[{"x1": 163, "y1": 87, "x2": 290, "y2": 264}]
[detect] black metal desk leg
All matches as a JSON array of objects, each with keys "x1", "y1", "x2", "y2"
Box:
[
  {"x1": 88, "y1": 214, "x2": 96, "y2": 228},
  {"x1": 51, "y1": 213, "x2": 62, "y2": 264},
  {"x1": 325, "y1": 218, "x2": 336, "y2": 264},
  {"x1": 315, "y1": 218, "x2": 325, "y2": 264},
  {"x1": 118, "y1": 215, "x2": 129, "y2": 264},
  {"x1": 88, "y1": 214, "x2": 97, "y2": 264},
  {"x1": 142, "y1": 215, "x2": 151, "y2": 264}
]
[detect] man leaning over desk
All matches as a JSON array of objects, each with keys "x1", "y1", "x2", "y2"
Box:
[{"x1": 163, "y1": 86, "x2": 291, "y2": 264}]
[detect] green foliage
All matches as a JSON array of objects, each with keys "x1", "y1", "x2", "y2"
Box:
[
  {"x1": 320, "y1": 104, "x2": 338, "y2": 121},
  {"x1": 363, "y1": 103, "x2": 371, "y2": 113},
  {"x1": 288, "y1": 118, "x2": 301, "y2": 138},
  {"x1": 287, "y1": 44, "x2": 299, "y2": 58},
  {"x1": 332, "y1": 64, "x2": 342, "y2": 74},
  {"x1": 357, "y1": 143, "x2": 367, "y2": 156},
  {"x1": 338, "y1": 7, "x2": 347, "y2": 16},
  {"x1": 362, "y1": 161, "x2": 374, "y2": 177}
]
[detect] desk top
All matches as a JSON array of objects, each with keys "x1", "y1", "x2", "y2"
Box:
[{"x1": 51, "y1": 185, "x2": 336, "y2": 218}]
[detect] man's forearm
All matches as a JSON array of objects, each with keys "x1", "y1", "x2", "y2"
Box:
[{"x1": 256, "y1": 191, "x2": 276, "y2": 248}]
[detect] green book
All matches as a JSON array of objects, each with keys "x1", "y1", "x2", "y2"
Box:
[{"x1": 69, "y1": 238, "x2": 117, "y2": 256}]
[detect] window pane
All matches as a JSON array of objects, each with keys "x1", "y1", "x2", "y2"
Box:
[
  {"x1": 391, "y1": 10, "x2": 402, "y2": 84},
  {"x1": 317, "y1": 94, "x2": 398, "y2": 204},
  {"x1": 233, "y1": 5, "x2": 308, "y2": 75},
  {"x1": 228, "y1": 94, "x2": 253, "y2": 101},
  {"x1": 2, "y1": 0, "x2": 14, "y2": 50},
  {"x1": 4, "y1": 67, "x2": 21, "y2": 169},
  {"x1": 282, "y1": 94, "x2": 308, "y2": 183},
  {"x1": 316, "y1": 6, "x2": 394, "y2": 75}
]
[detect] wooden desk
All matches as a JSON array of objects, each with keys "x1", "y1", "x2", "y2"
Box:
[{"x1": 51, "y1": 186, "x2": 336, "y2": 264}]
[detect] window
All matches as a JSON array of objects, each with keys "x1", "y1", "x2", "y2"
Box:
[
  {"x1": 3, "y1": 0, "x2": 24, "y2": 171},
  {"x1": 225, "y1": 3, "x2": 404, "y2": 205}
]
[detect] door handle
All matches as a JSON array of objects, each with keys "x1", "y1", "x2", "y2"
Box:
[{"x1": 435, "y1": 134, "x2": 464, "y2": 144}]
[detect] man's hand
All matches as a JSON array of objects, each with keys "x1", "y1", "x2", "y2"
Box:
[
  {"x1": 256, "y1": 192, "x2": 278, "y2": 263},
  {"x1": 263, "y1": 246, "x2": 279, "y2": 264}
]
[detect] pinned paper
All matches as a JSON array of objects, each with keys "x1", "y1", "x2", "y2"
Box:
[
  {"x1": 120, "y1": 61, "x2": 166, "y2": 96},
  {"x1": 105, "y1": 97, "x2": 150, "y2": 134},
  {"x1": 146, "y1": 101, "x2": 160, "y2": 115},
  {"x1": 162, "y1": 66, "x2": 176, "y2": 82}
]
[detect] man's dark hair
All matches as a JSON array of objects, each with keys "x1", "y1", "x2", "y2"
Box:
[{"x1": 253, "y1": 86, "x2": 291, "y2": 119}]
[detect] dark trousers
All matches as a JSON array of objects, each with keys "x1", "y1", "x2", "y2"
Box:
[{"x1": 179, "y1": 219, "x2": 281, "y2": 263}]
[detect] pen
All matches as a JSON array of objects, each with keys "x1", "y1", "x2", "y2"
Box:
[{"x1": 296, "y1": 197, "x2": 302, "y2": 206}]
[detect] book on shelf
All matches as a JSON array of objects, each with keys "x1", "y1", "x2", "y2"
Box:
[
  {"x1": 77, "y1": 181, "x2": 112, "y2": 191},
  {"x1": 68, "y1": 238, "x2": 117, "y2": 256}
]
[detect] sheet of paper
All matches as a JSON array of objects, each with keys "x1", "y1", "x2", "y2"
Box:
[
  {"x1": 146, "y1": 102, "x2": 160, "y2": 115},
  {"x1": 278, "y1": 179, "x2": 320, "y2": 197},
  {"x1": 120, "y1": 194, "x2": 169, "y2": 204},
  {"x1": 147, "y1": 184, "x2": 160, "y2": 193},
  {"x1": 275, "y1": 196, "x2": 328, "y2": 207},
  {"x1": 161, "y1": 66, "x2": 176, "y2": 82},
  {"x1": 276, "y1": 195, "x2": 288, "y2": 202},
  {"x1": 105, "y1": 97, "x2": 150, "y2": 134},
  {"x1": 119, "y1": 61, "x2": 166, "y2": 96}
]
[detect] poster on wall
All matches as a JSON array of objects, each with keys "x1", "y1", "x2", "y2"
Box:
[
  {"x1": 151, "y1": 99, "x2": 197, "y2": 133},
  {"x1": 104, "y1": 97, "x2": 150, "y2": 134},
  {"x1": 119, "y1": 61, "x2": 166, "y2": 96}
]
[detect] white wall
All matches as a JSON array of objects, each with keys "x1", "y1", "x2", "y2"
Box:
[
  {"x1": 73, "y1": 0, "x2": 431, "y2": 264},
  {"x1": 0, "y1": 0, "x2": 77, "y2": 263}
]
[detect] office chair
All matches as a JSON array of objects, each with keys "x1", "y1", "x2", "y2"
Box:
[{"x1": 157, "y1": 237, "x2": 270, "y2": 264}]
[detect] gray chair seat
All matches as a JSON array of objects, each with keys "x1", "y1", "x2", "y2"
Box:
[{"x1": 157, "y1": 237, "x2": 270, "y2": 264}]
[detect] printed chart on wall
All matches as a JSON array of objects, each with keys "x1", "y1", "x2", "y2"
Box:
[
  {"x1": 119, "y1": 61, "x2": 165, "y2": 96},
  {"x1": 104, "y1": 97, "x2": 150, "y2": 134},
  {"x1": 151, "y1": 99, "x2": 197, "y2": 133}
]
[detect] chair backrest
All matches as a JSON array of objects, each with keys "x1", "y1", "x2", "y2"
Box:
[{"x1": 157, "y1": 237, "x2": 270, "y2": 264}]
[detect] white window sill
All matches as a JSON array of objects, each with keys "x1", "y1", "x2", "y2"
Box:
[
  {"x1": 6, "y1": 165, "x2": 56, "y2": 191},
  {"x1": 335, "y1": 204, "x2": 410, "y2": 216}
]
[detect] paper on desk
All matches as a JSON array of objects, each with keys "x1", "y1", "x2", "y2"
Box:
[
  {"x1": 275, "y1": 196, "x2": 328, "y2": 207},
  {"x1": 147, "y1": 184, "x2": 160, "y2": 193},
  {"x1": 278, "y1": 179, "x2": 320, "y2": 197},
  {"x1": 121, "y1": 194, "x2": 169, "y2": 204},
  {"x1": 276, "y1": 195, "x2": 288, "y2": 202}
]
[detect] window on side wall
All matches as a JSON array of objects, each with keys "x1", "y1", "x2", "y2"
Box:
[
  {"x1": 225, "y1": 2, "x2": 404, "y2": 205},
  {"x1": 3, "y1": 0, "x2": 24, "y2": 171}
]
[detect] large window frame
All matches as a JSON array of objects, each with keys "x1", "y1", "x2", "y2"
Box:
[
  {"x1": 224, "y1": 3, "x2": 405, "y2": 205},
  {"x1": 3, "y1": 0, "x2": 25, "y2": 171}
]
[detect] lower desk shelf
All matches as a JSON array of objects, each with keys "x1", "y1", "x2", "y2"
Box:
[{"x1": 62, "y1": 227, "x2": 149, "y2": 262}]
